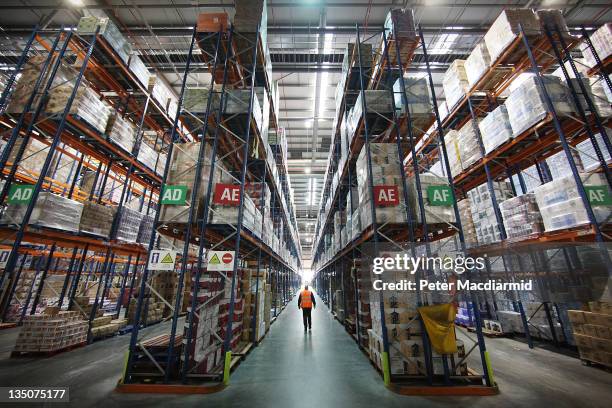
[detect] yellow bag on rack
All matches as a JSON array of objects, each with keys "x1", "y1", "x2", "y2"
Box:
[{"x1": 418, "y1": 303, "x2": 458, "y2": 354}]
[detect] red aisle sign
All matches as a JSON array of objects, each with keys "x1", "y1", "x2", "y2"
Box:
[
  {"x1": 373, "y1": 185, "x2": 400, "y2": 207},
  {"x1": 213, "y1": 183, "x2": 241, "y2": 205}
]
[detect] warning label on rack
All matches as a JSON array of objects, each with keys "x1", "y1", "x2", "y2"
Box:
[
  {"x1": 148, "y1": 250, "x2": 177, "y2": 271},
  {"x1": 207, "y1": 250, "x2": 235, "y2": 271}
]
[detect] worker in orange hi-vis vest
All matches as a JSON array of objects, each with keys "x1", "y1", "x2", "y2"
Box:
[{"x1": 298, "y1": 285, "x2": 316, "y2": 331}]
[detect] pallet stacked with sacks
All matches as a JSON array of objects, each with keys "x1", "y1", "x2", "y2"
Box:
[{"x1": 0, "y1": 9, "x2": 182, "y2": 356}]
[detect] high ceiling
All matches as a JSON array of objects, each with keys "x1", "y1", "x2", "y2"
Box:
[{"x1": 0, "y1": 0, "x2": 610, "y2": 262}]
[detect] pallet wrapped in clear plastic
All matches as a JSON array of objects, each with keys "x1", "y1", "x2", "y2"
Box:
[
  {"x1": 546, "y1": 149, "x2": 584, "y2": 180},
  {"x1": 443, "y1": 130, "x2": 462, "y2": 178},
  {"x1": 580, "y1": 23, "x2": 612, "y2": 69},
  {"x1": 563, "y1": 77, "x2": 612, "y2": 118},
  {"x1": 137, "y1": 213, "x2": 155, "y2": 244},
  {"x1": 106, "y1": 112, "x2": 136, "y2": 154},
  {"x1": 79, "y1": 201, "x2": 116, "y2": 238},
  {"x1": 349, "y1": 90, "x2": 394, "y2": 136},
  {"x1": 442, "y1": 60, "x2": 469, "y2": 110},
  {"x1": 7, "y1": 138, "x2": 49, "y2": 178},
  {"x1": 47, "y1": 81, "x2": 111, "y2": 134},
  {"x1": 483, "y1": 9, "x2": 541, "y2": 63},
  {"x1": 2, "y1": 192, "x2": 83, "y2": 233},
  {"x1": 183, "y1": 86, "x2": 221, "y2": 114},
  {"x1": 479, "y1": 105, "x2": 513, "y2": 154},
  {"x1": 577, "y1": 133, "x2": 612, "y2": 171},
  {"x1": 137, "y1": 142, "x2": 166, "y2": 176},
  {"x1": 115, "y1": 207, "x2": 144, "y2": 243},
  {"x1": 128, "y1": 54, "x2": 151, "y2": 89},
  {"x1": 534, "y1": 173, "x2": 611, "y2": 232},
  {"x1": 382, "y1": 8, "x2": 416, "y2": 64},
  {"x1": 458, "y1": 199, "x2": 478, "y2": 245},
  {"x1": 499, "y1": 194, "x2": 544, "y2": 239},
  {"x1": 78, "y1": 16, "x2": 132, "y2": 64},
  {"x1": 464, "y1": 41, "x2": 493, "y2": 88},
  {"x1": 393, "y1": 75, "x2": 431, "y2": 115},
  {"x1": 457, "y1": 119, "x2": 483, "y2": 170},
  {"x1": 342, "y1": 42, "x2": 373, "y2": 75},
  {"x1": 505, "y1": 74, "x2": 574, "y2": 137},
  {"x1": 406, "y1": 173, "x2": 455, "y2": 224}
]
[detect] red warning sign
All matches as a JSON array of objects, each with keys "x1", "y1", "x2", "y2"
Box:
[
  {"x1": 373, "y1": 185, "x2": 400, "y2": 207},
  {"x1": 222, "y1": 252, "x2": 233, "y2": 264},
  {"x1": 213, "y1": 183, "x2": 241, "y2": 205}
]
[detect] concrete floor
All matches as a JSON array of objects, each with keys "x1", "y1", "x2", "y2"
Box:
[{"x1": 0, "y1": 294, "x2": 611, "y2": 407}]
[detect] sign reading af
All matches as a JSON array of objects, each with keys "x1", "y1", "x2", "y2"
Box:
[{"x1": 213, "y1": 184, "x2": 241, "y2": 206}]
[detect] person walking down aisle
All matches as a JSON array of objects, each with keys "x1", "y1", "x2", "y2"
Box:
[{"x1": 298, "y1": 285, "x2": 316, "y2": 331}]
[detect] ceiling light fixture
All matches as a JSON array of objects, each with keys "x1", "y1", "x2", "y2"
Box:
[
  {"x1": 68, "y1": 0, "x2": 85, "y2": 7},
  {"x1": 304, "y1": 167, "x2": 311, "y2": 174}
]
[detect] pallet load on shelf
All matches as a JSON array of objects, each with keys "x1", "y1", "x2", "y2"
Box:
[
  {"x1": 378, "y1": 8, "x2": 416, "y2": 77},
  {"x1": 196, "y1": 12, "x2": 229, "y2": 33},
  {"x1": 159, "y1": 141, "x2": 218, "y2": 224},
  {"x1": 7, "y1": 138, "x2": 51, "y2": 178},
  {"x1": 126, "y1": 297, "x2": 164, "y2": 325},
  {"x1": 406, "y1": 173, "x2": 455, "y2": 225},
  {"x1": 505, "y1": 74, "x2": 574, "y2": 137},
  {"x1": 149, "y1": 76, "x2": 179, "y2": 120},
  {"x1": 255, "y1": 87, "x2": 271, "y2": 139},
  {"x1": 79, "y1": 201, "x2": 116, "y2": 238},
  {"x1": 580, "y1": 23, "x2": 612, "y2": 69},
  {"x1": 356, "y1": 143, "x2": 407, "y2": 231},
  {"x1": 70, "y1": 296, "x2": 97, "y2": 318},
  {"x1": 2, "y1": 192, "x2": 83, "y2": 232},
  {"x1": 334, "y1": 290, "x2": 345, "y2": 321},
  {"x1": 105, "y1": 112, "x2": 137, "y2": 154},
  {"x1": 442, "y1": 60, "x2": 469, "y2": 110},
  {"x1": 456, "y1": 119, "x2": 483, "y2": 171},
  {"x1": 393, "y1": 75, "x2": 432, "y2": 134},
  {"x1": 525, "y1": 302, "x2": 565, "y2": 341},
  {"x1": 564, "y1": 77, "x2": 612, "y2": 118},
  {"x1": 115, "y1": 207, "x2": 144, "y2": 243},
  {"x1": 48, "y1": 146, "x2": 79, "y2": 185},
  {"x1": 443, "y1": 130, "x2": 463, "y2": 178},
  {"x1": 137, "y1": 212, "x2": 155, "y2": 244},
  {"x1": 467, "y1": 181, "x2": 514, "y2": 245},
  {"x1": 6, "y1": 55, "x2": 48, "y2": 113},
  {"x1": 183, "y1": 86, "x2": 222, "y2": 114},
  {"x1": 4, "y1": 269, "x2": 36, "y2": 321},
  {"x1": 90, "y1": 315, "x2": 120, "y2": 339},
  {"x1": 244, "y1": 182, "x2": 270, "y2": 237},
  {"x1": 77, "y1": 16, "x2": 132, "y2": 64},
  {"x1": 569, "y1": 301, "x2": 612, "y2": 368},
  {"x1": 546, "y1": 149, "x2": 584, "y2": 180},
  {"x1": 46, "y1": 75, "x2": 111, "y2": 134},
  {"x1": 80, "y1": 168, "x2": 122, "y2": 204},
  {"x1": 533, "y1": 172, "x2": 611, "y2": 232},
  {"x1": 483, "y1": 9, "x2": 541, "y2": 63},
  {"x1": 455, "y1": 302, "x2": 473, "y2": 327},
  {"x1": 464, "y1": 41, "x2": 493, "y2": 88},
  {"x1": 457, "y1": 199, "x2": 478, "y2": 245},
  {"x1": 479, "y1": 105, "x2": 514, "y2": 155},
  {"x1": 499, "y1": 193, "x2": 544, "y2": 240},
  {"x1": 137, "y1": 141, "x2": 166, "y2": 176},
  {"x1": 224, "y1": 89, "x2": 263, "y2": 135},
  {"x1": 577, "y1": 133, "x2": 612, "y2": 171},
  {"x1": 13, "y1": 310, "x2": 88, "y2": 354}
]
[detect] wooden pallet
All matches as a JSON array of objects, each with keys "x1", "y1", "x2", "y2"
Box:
[
  {"x1": 0, "y1": 322, "x2": 17, "y2": 330},
  {"x1": 467, "y1": 327, "x2": 506, "y2": 337},
  {"x1": 10, "y1": 341, "x2": 87, "y2": 358}
]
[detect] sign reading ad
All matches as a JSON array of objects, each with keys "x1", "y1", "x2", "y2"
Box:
[
  {"x1": 213, "y1": 184, "x2": 241, "y2": 205},
  {"x1": 373, "y1": 185, "x2": 399, "y2": 207}
]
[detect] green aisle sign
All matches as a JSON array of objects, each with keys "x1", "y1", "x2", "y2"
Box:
[
  {"x1": 585, "y1": 186, "x2": 612, "y2": 206},
  {"x1": 7, "y1": 185, "x2": 35, "y2": 204},
  {"x1": 427, "y1": 185, "x2": 454, "y2": 206},
  {"x1": 161, "y1": 185, "x2": 188, "y2": 205}
]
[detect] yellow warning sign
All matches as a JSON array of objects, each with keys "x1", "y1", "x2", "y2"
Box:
[
  {"x1": 209, "y1": 253, "x2": 221, "y2": 265},
  {"x1": 161, "y1": 253, "x2": 174, "y2": 263}
]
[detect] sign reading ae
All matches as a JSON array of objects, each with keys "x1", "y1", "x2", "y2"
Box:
[
  {"x1": 585, "y1": 186, "x2": 612, "y2": 206},
  {"x1": 148, "y1": 250, "x2": 177, "y2": 271},
  {"x1": 427, "y1": 185, "x2": 454, "y2": 207},
  {"x1": 373, "y1": 185, "x2": 400, "y2": 207},
  {"x1": 213, "y1": 184, "x2": 241, "y2": 206},
  {"x1": 161, "y1": 185, "x2": 188, "y2": 205},
  {"x1": 207, "y1": 250, "x2": 235, "y2": 271},
  {"x1": 8, "y1": 185, "x2": 35, "y2": 204}
]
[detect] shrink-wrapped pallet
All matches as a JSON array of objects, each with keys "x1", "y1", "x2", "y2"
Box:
[
  {"x1": 483, "y1": 9, "x2": 541, "y2": 63},
  {"x1": 442, "y1": 60, "x2": 469, "y2": 110},
  {"x1": 546, "y1": 150, "x2": 584, "y2": 180},
  {"x1": 467, "y1": 182, "x2": 513, "y2": 245},
  {"x1": 137, "y1": 142, "x2": 166, "y2": 176},
  {"x1": 479, "y1": 105, "x2": 513, "y2": 154},
  {"x1": 137, "y1": 213, "x2": 154, "y2": 244},
  {"x1": 349, "y1": 91, "x2": 394, "y2": 136},
  {"x1": 78, "y1": 16, "x2": 132, "y2": 64},
  {"x1": 393, "y1": 75, "x2": 431, "y2": 115},
  {"x1": 106, "y1": 113, "x2": 136, "y2": 154},
  {"x1": 382, "y1": 9, "x2": 417, "y2": 64},
  {"x1": 115, "y1": 207, "x2": 143, "y2": 243},
  {"x1": 128, "y1": 54, "x2": 151, "y2": 89},
  {"x1": 458, "y1": 199, "x2": 478, "y2": 245},
  {"x1": 183, "y1": 86, "x2": 221, "y2": 113},
  {"x1": 457, "y1": 120, "x2": 483, "y2": 170},
  {"x1": 464, "y1": 41, "x2": 492, "y2": 88},
  {"x1": 79, "y1": 201, "x2": 116, "y2": 238},
  {"x1": 47, "y1": 82, "x2": 111, "y2": 133},
  {"x1": 444, "y1": 130, "x2": 462, "y2": 178},
  {"x1": 406, "y1": 173, "x2": 455, "y2": 224},
  {"x1": 499, "y1": 194, "x2": 544, "y2": 239},
  {"x1": 2, "y1": 192, "x2": 83, "y2": 233},
  {"x1": 534, "y1": 173, "x2": 611, "y2": 231},
  {"x1": 581, "y1": 23, "x2": 612, "y2": 69},
  {"x1": 505, "y1": 75, "x2": 573, "y2": 136},
  {"x1": 343, "y1": 42, "x2": 373, "y2": 75},
  {"x1": 576, "y1": 133, "x2": 611, "y2": 171},
  {"x1": 224, "y1": 89, "x2": 263, "y2": 133}
]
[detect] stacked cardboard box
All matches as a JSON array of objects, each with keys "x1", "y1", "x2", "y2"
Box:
[
  {"x1": 581, "y1": 23, "x2": 612, "y2": 69},
  {"x1": 483, "y1": 9, "x2": 541, "y2": 63},
  {"x1": 499, "y1": 194, "x2": 544, "y2": 239},
  {"x1": 126, "y1": 298, "x2": 164, "y2": 325},
  {"x1": 115, "y1": 207, "x2": 144, "y2": 243},
  {"x1": 80, "y1": 168, "x2": 122, "y2": 204},
  {"x1": 183, "y1": 86, "x2": 222, "y2": 113},
  {"x1": 534, "y1": 173, "x2": 611, "y2": 232},
  {"x1": 79, "y1": 201, "x2": 116, "y2": 238},
  {"x1": 467, "y1": 182, "x2": 513, "y2": 245},
  {"x1": 505, "y1": 75, "x2": 574, "y2": 137},
  {"x1": 224, "y1": 89, "x2": 263, "y2": 134},
  {"x1": 6, "y1": 55, "x2": 50, "y2": 113},
  {"x1": 406, "y1": 173, "x2": 455, "y2": 225},
  {"x1": 442, "y1": 60, "x2": 469, "y2": 110},
  {"x1": 47, "y1": 80, "x2": 111, "y2": 133},
  {"x1": 7, "y1": 138, "x2": 49, "y2": 177},
  {"x1": 570, "y1": 302, "x2": 612, "y2": 367},
  {"x1": 14, "y1": 310, "x2": 88, "y2": 353},
  {"x1": 149, "y1": 76, "x2": 178, "y2": 119},
  {"x1": 456, "y1": 119, "x2": 483, "y2": 170},
  {"x1": 137, "y1": 141, "x2": 166, "y2": 176},
  {"x1": 479, "y1": 105, "x2": 514, "y2": 155},
  {"x1": 78, "y1": 16, "x2": 132, "y2": 64},
  {"x1": 347, "y1": 90, "x2": 394, "y2": 138},
  {"x1": 457, "y1": 199, "x2": 478, "y2": 245},
  {"x1": 90, "y1": 315, "x2": 120, "y2": 338},
  {"x1": 159, "y1": 141, "x2": 218, "y2": 224},
  {"x1": 356, "y1": 143, "x2": 407, "y2": 231},
  {"x1": 105, "y1": 113, "x2": 136, "y2": 153},
  {"x1": 2, "y1": 192, "x2": 83, "y2": 233},
  {"x1": 392, "y1": 75, "x2": 432, "y2": 133},
  {"x1": 496, "y1": 310, "x2": 524, "y2": 333}
]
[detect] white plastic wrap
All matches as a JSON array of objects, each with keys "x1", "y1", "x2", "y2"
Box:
[
  {"x1": 499, "y1": 194, "x2": 544, "y2": 239},
  {"x1": 442, "y1": 60, "x2": 469, "y2": 110},
  {"x1": 115, "y1": 207, "x2": 144, "y2": 242},
  {"x1": 393, "y1": 75, "x2": 432, "y2": 115},
  {"x1": 483, "y1": 9, "x2": 541, "y2": 63},
  {"x1": 2, "y1": 192, "x2": 83, "y2": 233},
  {"x1": 464, "y1": 41, "x2": 492, "y2": 88},
  {"x1": 106, "y1": 113, "x2": 136, "y2": 153},
  {"x1": 47, "y1": 82, "x2": 111, "y2": 133},
  {"x1": 444, "y1": 130, "x2": 462, "y2": 178},
  {"x1": 576, "y1": 133, "x2": 611, "y2": 171},
  {"x1": 479, "y1": 105, "x2": 513, "y2": 154},
  {"x1": 406, "y1": 173, "x2": 455, "y2": 224},
  {"x1": 457, "y1": 119, "x2": 483, "y2": 170},
  {"x1": 79, "y1": 201, "x2": 116, "y2": 237},
  {"x1": 581, "y1": 23, "x2": 612, "y2": 69}
]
